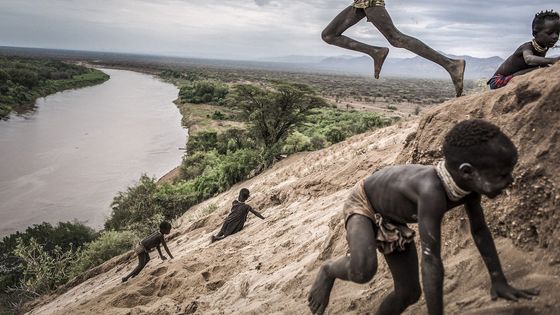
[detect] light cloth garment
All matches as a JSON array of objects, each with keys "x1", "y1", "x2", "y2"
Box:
[
  {"x1": 352, "y1": 0, "x2": 385, "y2": 8},
  {"x1": 343, "y1": 179, "x2": 415, "y2": 254}
]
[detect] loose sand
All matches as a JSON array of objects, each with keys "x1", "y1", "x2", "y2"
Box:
[{"x1": 26, "y1": 64, "x2": 560, "y2": 315}]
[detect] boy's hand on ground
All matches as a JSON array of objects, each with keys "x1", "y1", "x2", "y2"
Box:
[{"x1": 490, "y1": 282, "x2": 540, "y2": 301}]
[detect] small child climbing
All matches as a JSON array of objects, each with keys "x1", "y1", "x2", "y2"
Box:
[
  {"x1": 211, "y1": 188, "x2": 265, "y2": 243},
  {"x1": 122, "y1": 221, "x2": 173, "y2": 282}
]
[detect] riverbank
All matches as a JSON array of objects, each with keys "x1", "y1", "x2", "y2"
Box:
[{"x1": 0, "y1": 57, "x2": 109, "y2": 119}]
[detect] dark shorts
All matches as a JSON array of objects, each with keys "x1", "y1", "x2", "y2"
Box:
[
  {"x1": 487, "y1": 74, "x2": 513, "y2": 89},
  {"x1": 343, "y1": 179, "x2": 415, "y2": 254}
]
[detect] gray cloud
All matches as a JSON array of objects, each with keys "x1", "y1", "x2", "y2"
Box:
[{"x1": 0, "y1": 0, "x2": 558, "y2": 59}]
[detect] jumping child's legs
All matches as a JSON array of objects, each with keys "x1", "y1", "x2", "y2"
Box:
[
  {"x1": 375, "y1": 243, "x2": 421, "y2": 315},
  {"x1": 322, "y1": 6, "x2": 390, "y2": 79},
  {"x1": 364, "y1": 6, "x2": 465, "y2": 96},
  {"x1": 122, "y1": 252, "x2": 150, "y2": 282},
  {"x1": 308, "y1": 214, "x2": 378, "y2": 315}
]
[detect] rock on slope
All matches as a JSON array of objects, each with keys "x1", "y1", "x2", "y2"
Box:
[{"x1": 27, "y1": 64, "x2": 560, "y2": 315}]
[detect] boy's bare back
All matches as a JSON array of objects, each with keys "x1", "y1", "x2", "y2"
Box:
[{"x1": 364, "y1": 164, "x2": 445, "y2": 225}]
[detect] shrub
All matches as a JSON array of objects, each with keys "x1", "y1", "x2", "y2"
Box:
[
  {"x1": 179, "y1": 80, "x2": 229, "y2": 105},
  {"x1": 325, "y1": 127, "x2": 345, "y2": 144},
  {"x1": 309, "y1": 134, "x2": 327, "y2": 150},
  {"x1": 13, "y1": 238, "x2": 77, "y2": 295},
  {"x1": 105, "y1": 175, "x2": 166, "y2": 231},
  {"x1": 180, "y1": 151, "x2": 220, "y2": 180},
  {"x1": 71, "y1": 230, "x2": 137, "y2": 277},
  {"x1": 210, "y1": 110, "x2": 227, "y2": 120},
  {"x1": 282, "y1": 131, "x2": 312, "y2": 154}
]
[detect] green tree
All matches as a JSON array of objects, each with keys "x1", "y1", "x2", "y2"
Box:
[{"x1": 229, "y1": 82, "x2": 327, "y2": 165}]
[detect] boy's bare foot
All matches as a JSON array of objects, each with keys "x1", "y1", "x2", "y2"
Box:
[
  {"x1": 371, "y1": 47, "x2": 390, "y2": 79},
  {"x1": 308, "y1": 265, "x2": 335, "y2": 315},
  {"x1": 449, "y1": 59, "x2": 466, "y2": 97},
  {"x1": 121, "y1": 277, "x2": 128, "y2": 283}
]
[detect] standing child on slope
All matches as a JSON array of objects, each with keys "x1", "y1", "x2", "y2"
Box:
[
  {"x1": 321, "y1": 0, "x2": 465, "y2": 96},
  {"x1": 308, "y1": 120, "x2": 539, "y2": 315},
  {"x1": 122, "y1": 221, "x2": 173, "y2": 282}
]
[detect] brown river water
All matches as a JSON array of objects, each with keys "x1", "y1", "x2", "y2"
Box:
[{"x1": 0, "y1": 68, "x2": 186, "y2": 237}]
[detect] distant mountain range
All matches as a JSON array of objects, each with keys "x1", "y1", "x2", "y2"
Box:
[
  {"x1": 0, "y1": 46, "x2": 503, "y2": 80},
  {"x1": 262, "y1": 54, "x2": 504, "y2": 79}
]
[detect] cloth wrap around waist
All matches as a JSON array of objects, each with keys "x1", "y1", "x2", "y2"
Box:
[
  {"x1": 134, "y1": 243, "x2": 147, "y2": 255},
  {"x1": 343, "y1": 179, "x2": 415, "y2": 254},
  {"x1": 352, "y1": 0, "x2": 385, "y2": 8}
]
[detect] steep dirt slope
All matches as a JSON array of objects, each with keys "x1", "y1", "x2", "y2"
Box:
[
  {"x1": 27, "y1": 64, "x2": 560, "y2": 315},
  {"x1": 398, "y1": 62, "x2": 560, "y2": 256}
]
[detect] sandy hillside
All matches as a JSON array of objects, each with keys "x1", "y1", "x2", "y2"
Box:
[{"x1": 26, "y1": 64, "x2": 560, "y2": 315}]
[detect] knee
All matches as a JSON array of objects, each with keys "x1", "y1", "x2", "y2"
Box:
[
  {"x1": 399, "y1": 286, "x2": 422, "y2": 306},
  {"x1": 321, "y1": 29, "x2": 335, "y2": 44},
  {"x1": 349, "y1": 258, "x2": 377, "y2": 284},
  {"x1": 385, "y1": 32, "x2": 405, "y2": 48}
]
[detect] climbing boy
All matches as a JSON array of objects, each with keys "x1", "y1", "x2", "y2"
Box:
[
  {"x1": 122, "y1": 221, "x2": 173, "y2": 282},
  {"x1": 488, "y1": 10, "x2": 560, "y2": 89},
  {"x1": 211, "y1": 188, "x2": 265, "y2": 243},
  {"x1": 308, "y1": 120, "x2": 539, "y2": 315},
  {"x1": 322, "y1": 0, "x2": 465, "y2": 96}
]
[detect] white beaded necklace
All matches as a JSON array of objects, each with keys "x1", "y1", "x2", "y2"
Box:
[{"x1": 435, "y1": 161, "x2": 471, "y2": 202}]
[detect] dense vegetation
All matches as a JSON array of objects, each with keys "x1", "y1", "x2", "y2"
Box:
[
  {"x1": 0, "y1": 222, "x2": 97, "y2": 311},
  {"x1": 0, "y1": 57, "x2": 109, "y2": 119},
  {"x1": 179, "y1": 80, "x2": 229, "y2": 105},
  {"x1": 0, "y1": 67, "x2": 397, "y2": 313}
]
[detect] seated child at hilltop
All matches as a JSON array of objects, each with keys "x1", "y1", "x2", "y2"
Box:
[
  {"x1": 488, "y1": 10, "x2": 560, "y2": 89},
  {"x1": 122, "y1": 221, "x2": 173, "y2": 282},
  {"x1": 308, "y1": 119, "x2": 539, "y2": 315},
  {"x1": 211, "y1": 188, "x2": 265, "y2": 243}
]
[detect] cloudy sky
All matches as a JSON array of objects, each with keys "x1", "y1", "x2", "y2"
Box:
[{"x1": 0, "y1": 0, "x2": 557, "y2": 60}]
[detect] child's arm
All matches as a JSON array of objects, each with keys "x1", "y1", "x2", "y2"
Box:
[
  {"x1": 417, "y1": 195, "x2": 446, "y2": 315},
  {"x1": 464, "y1": 194, "x2": 539, "y2": 300},
  {"x1": 161, "y1": 237, "x2": 173, "y2": 259},
  {"x1": 156, "y1": 245, "x2": 167, "y2": 260},
  {"x1": 249, "y1": 207, "x2": 265, "y2": 220},
  {"x1": 523, "y1": 48, "x2": 560, "y2": 66}
]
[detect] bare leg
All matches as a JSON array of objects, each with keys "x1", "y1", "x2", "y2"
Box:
[
  {"x1": 210, "y1": 234, "x2": 225, "y2": 243},
  {"x1": 308, "y1": 214, "x2": 378, "y2": 315},
  {"x1": 322, "y1": 6, "x2": 390, "y2": 79},
  {"x1": 365, "y1": 6, "x2": 465, "y2": 97},
  {"x1": 375, "y1": 243, "x2": 421, "y2": 315},
  {"x1": 122, "y1": 252, "x2": 150, "y2": 282}
]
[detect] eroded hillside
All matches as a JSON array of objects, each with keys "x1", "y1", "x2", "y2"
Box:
[{"x1": 27, "y1": 64, "x2": 560, "y2": 315}]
